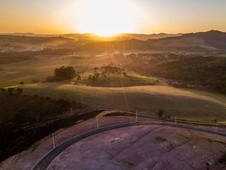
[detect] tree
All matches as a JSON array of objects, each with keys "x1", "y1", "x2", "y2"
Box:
[
  {"x1": 88, "y1": 75, "x2": 92, "y2": 81},
  {"x1": 7, "y1": 88, "x2": 14, "y2": 95},
  {"x1": 156, "y1": 109, "x2": 164, "y2": 118},
  {"x1": 165, "y1": 114, "x2": 171, "y2": 120},
  {"x1": 54, "y1": 66, "x2": 76, "y2": 80},
  {"x1": 123, "y1": 71, "x2": 128, "y2": 77},
  {"x1": 0, "y1": 88, "x2": 6, "y2": 94},
  {"x1": 77, "y1": 75, "x2": 81, "y2": 81},
  {"x1": 17, "y1": 88, "x2": 23, "y2": 94}
]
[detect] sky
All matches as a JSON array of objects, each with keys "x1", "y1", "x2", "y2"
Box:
[{"x1": 0, "y1": 0, "x2": 226, "y2": 35}]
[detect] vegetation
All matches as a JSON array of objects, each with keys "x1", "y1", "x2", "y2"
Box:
[
  {"x1": 0, "y1": 93, "x2": 83, "y2": 132},
  {"x1": 0, "y1": 93, "x2": 84, "y2": 162},
  {"x1": 148, "y1": 56, "x2": 226, "y2": 94},
  {"x1": 16, "y1": 88, "x2": 23, "y2": 94},
  {"x1": 119, "y1": 53, "x2": 226, "y2": 94},
  {"x1": 46, "y1": 66, "x2": 77, "y2": 82},
  {"x1": 156, "y1": 109, "x2": 164, "y2": 118},
  {"x1": 0, "y1": 87, "x2": 23, "y2": 95},
  {"x1": 7, "y1": 87, "x2": 15, "y2": 95},
  {"x1": 1, "y1": 32, "x2": 226, "y2": 166},
  {"x1": 22, "y1": 84, "x2": 226, "y2": 122},
  {"x1": 1, "y1": 92, "x2": 109, "y2": 163},
  {"x1": 155, "y1": 136, "x2": 167, "y2": 143},
  {"x1": 78, "y1": 65, "x2": 156, "y2": 87},
  {"x1": 218, "y1": 152, "x2": 226, "y2": 164},
  {"x1": 87, "y1": 66, "x2": 127, "y2": 82},
  {"x1": 81, "y1": 74, "x2": 156, "y2": 87},
  {"x1": 0, "y1": 51, "x2": 36, "y2": 64}
]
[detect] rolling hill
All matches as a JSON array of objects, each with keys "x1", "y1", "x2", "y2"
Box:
[
  {"x1": 74, "y1": 30, "x2": 226, "y2": 52},
  {"x1": 0, "y1": 35, "x2": 75, "y2": 52},
  {"x1": 148, "y1": 30, "x2": 226, "y2": 52},
  {"x1": 1, "y1": 30, "x2": 226, "y2": 52}
]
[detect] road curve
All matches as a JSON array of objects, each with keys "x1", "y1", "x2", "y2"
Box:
[{"x1": 32, "y1": 121, "x2": 226, "y2": 170}]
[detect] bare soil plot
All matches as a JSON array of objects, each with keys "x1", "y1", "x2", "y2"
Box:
[
  {"x1": 1, "y1": 116, "x2": 226, "y2": 170},
  {"x1": 48, "y1": 125, "x2": 226, "y2": 170}
]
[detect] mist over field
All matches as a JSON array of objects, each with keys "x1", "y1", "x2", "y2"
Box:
[{"x1": 1, "y1": 0, "x2": 226, "y2": 169}]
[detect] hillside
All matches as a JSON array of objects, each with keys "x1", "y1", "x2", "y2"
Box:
[
  {"x1": 0, "y1": 35, "x2": 75, "y2": 52},
  {"x1": 148, "y1": 30, "x2": 226, "y2": 52},
  {"x1": 2, "y1": 30, "x2": 226, "y2": 53},
  {"x1": 118, "y1": 53, "x2": 226, "y2": 94},
  {"x1": 147, "y1": 56, "x2": 226, "y2": 94},
  {"x1": 78, "y1": 30, "x2": 226, "y2": 52}
]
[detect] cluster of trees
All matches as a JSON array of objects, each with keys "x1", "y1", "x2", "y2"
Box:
[
  {"x1": 0, "y1": 93, "x2": 83, "y2": 162},
  {"x1": 46, "y1": 66, "x2": 80, "y2": 82},
  {"x1": 55, "y1": 66, "x2": 76, "y2": 80},
  {"x1": 148, "y1": 56, "x2": 226, "y2": 94},
  {"x1": 0, "y1": 94, "x2": 76, "y2": 129},
  {"x1": 156, "y1": 109, "x2": 171, "y2": 120},
  {"x1": 88, "y1": 65, "x2": 128, "y2": 82},
  {"x1": 0, "y1": 87, "x2": 23, "y2": 95},
  {"x1": 125, "y1": 53, "x2": 226, "y2": 95}
]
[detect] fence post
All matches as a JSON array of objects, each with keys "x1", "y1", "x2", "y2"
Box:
[
  {"x1": 81, "y1": 94, "x2": 84, "y2": 105},
  {"x1": 70, "y1": 107, "x2": 73, "y2": 115},
  {"x1": 136, "y1": 110, "x2": 138, "y2": 122},
  {"x1": 96, "y1": 117, "x2": 99, "y2": 129},
  {"x1": 52, "y1": 133, "x2": 56, "y2": 149}
]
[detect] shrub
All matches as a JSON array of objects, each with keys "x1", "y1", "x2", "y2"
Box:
[
  {"x1": 7, "y1": 88, "x2": 15, "y2": 95},
  {"x1": 0, "y1": 88, "x2": 6, "y2": 94},
  {"x1": 54, "y1": 66, "x2": 76, "y2": 80},
  {"x1": 46, "y1": 66, "x2": 77, "y2": 82},
  {"x1": 156, "y1": 109, "x2": 164, "y2": 118},
  {"x1": 165, "y1": 114, "x2": 171, "y2": 119},
  {"x1": 155, "y1": 136, "x2": 167, "y2": 142},
  {"x1": 77, "y1": 75, "x2": 81, "y2": 81},
  {"x1": 16, "y1": 88, "x2": 23, "y2": 94},
  {"x1": 218, "y1": 152, "x2": 226, "y2": 164}
]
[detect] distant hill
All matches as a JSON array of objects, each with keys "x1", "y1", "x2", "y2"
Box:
[
  {"x1": 147, "y1": 30, "x2": 226, "y2": 52},
  {"x1": 74, "y1": 30, "x2": 226, "y2": 52},
  {"x1": 1, "y1": 30, "x2": 226, "y2": 52},
  {"x1": 0, "y1": 35, "x2": 75, "y2": 51},
  {"x1": 62, "y1": 33, "x2": 181, "y2": 41}
]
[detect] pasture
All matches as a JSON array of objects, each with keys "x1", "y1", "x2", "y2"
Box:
[{"x1": 23, "y1": 83, "x2": 226, "y2": 122}]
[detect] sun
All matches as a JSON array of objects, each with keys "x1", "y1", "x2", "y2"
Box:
[{"x1": 75, "y1": 0, "x2": 138, "y2": 37}]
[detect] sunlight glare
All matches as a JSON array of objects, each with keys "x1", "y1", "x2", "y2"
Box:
[{"x1": 75, "y1": 0, "x2": 139, "y2": 37}]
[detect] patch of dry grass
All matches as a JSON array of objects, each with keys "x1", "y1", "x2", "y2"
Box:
[{"x1": 22, "y1": 83, "x2": 226, "y2": 122}]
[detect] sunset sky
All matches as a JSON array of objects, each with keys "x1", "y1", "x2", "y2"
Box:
[{"x1": 0, "y1": 0, "x2": 226, "y2": 35}]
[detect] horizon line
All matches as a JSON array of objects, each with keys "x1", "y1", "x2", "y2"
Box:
[{"x1": 0, "y1": 29, "x2": 225, "y2": 36}]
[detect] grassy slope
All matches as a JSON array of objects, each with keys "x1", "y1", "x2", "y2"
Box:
[
  {"x1": 0, "y1": 94, "x2": 73, "y2": 128},
  {"x1": 1, "y1": 52, "x2": 226, "y2": 122},
  {"x1": 0, "y1": 54, "x2": 120, "y2": 87},
  {"x1": 79, "y1": 75, "x2": 157, "y2": 87},
  {"x1": 23, "y1": 83, "x2": 226, "y2": 122}
]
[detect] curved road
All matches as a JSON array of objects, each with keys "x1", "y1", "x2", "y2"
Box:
[{"x1": 32, "y1": 121, "x2": 226, "y2": 170}]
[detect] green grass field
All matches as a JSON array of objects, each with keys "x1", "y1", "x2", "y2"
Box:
[
  {"x1": 0, "y1": 54, "x2": 112, "y2": 87},
  {"x1": 22, "y1": 83, "x2": 226, "y2": 122},
  {"x1": 1, "y1": 52, "x2": 226, "y2": 123}
]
